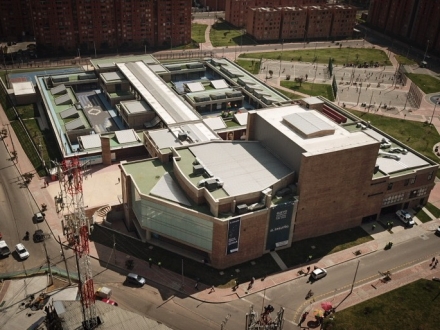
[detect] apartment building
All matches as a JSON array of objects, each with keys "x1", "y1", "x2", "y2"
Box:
[
  {"x1": 247, "y1": 7, "x2": 283, "y2": 41},
  {"x1": 330, "y1": 4, "x2": 357, "y2": 38},
  {"x1": 368, "y1": 0, "x2": 440, "y2": 54},
  {"x1": 0, "y1": 0, "x2": 191, "y2": 54},
  {"x1": 280, "y1": 7, "x2": 308, "y2": 40}
]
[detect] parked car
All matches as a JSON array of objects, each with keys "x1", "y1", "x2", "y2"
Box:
[
  {"x1": 396, "y1": 210, "x2": 415, "y2": 227},
  {"x1": 310, "y1": 268, "x2": 327, "y2": 280},
  {"x1": 126, "y1": 273, "x2": 146, "y2": 286},
  {"x1": 34, "y1": 212, "x2": 45, "y2": 223},
  {"x1": 0, "y1": 240, "x2": 11, "y2": 258},
  {"x1": 15, "y1": 243, "x2": 29, "y2": 260},
  {"x1": 95, "y1": 287, "x2": 112, "y2": 300},
  {"x1": 102, "y1": 298, "x2": 118, "y2": 306}
]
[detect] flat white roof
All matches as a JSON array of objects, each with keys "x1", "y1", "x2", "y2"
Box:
[
  {"x1": 257, "y1": 105, "x2": 378, "y2": 154},
  {"x1": 203, "y1": 117, "x2": 226, "y2": 130},
  {"x1": 12, "y1": 81, "x2": 35, "y2": 96},
  {"x1": 117, "y1": 61, "x2": 200, "y2": 125},
  {"x1": 115, "y1": 129, "x2": 139, "y2": 144},
  {"x1": 235, "y1": 112, "x2": 248, "y2": 126},
  {"x1": 188, "y1": 142, "x2": 292, "y2": 197},
  {"x1": 102, "y1": 71, "x2": 125, "y2": 81},
  {"x1": 186, "y1": 82, "x2": 205, "y2": 92},
  {"x1": 79, "y1": 134, "x2": 101, "y2": 149},
  {"x1": 211, "y1": 79, "x2": 229, "y2": 89}
]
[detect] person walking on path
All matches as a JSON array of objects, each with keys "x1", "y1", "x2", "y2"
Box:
[
  {"x1": 209, "y1": 285, "x2": 215, "y2": 293},
  {"x1": 298, "y1": 312, "x2": 308, "y2": 327},
  {"x1": 194, "y1": 281, "x2": 199, "y2": 290},
  {"x1": 158, "y1": 261, "x2": 162, "y2": 269},
  {"x1": 149, "y1": 258, "x2": 153, "y2": 268}
]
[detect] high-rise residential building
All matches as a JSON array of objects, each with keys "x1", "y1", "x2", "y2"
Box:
[
  {"x1": 368, "y1": 0, "x2": 440, "y2": 54},
  {"x1": 0, "y1": 0, "x2": 191, "y2": 55},
  {"x1": 226, "y1": 0, "x2": 355, "y2": 42},
  {"x1": 226, "y1": 0, "x2": 327, "y2": 28}
]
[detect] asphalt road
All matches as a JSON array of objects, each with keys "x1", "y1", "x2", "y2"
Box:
[
  {"x1": 0, "y1": 141, "x2": 76, "y2": 278},
  {"x1": 111, "y1": 231, "x2": 439, "y2": 330}
]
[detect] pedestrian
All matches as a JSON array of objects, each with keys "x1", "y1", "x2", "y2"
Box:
[
  {"x1": 436, "y1": 260, "x2": 439, "y2": 267},
  {"x1": 372, "y1": 224, "x2": 376, "y2": 230},
  {"x1": 432, "y1": 257, "x2": 436, "y2": 264},
  {"x1": 299, "y1": 312, "x2": 309, "y2": 327},
  {"x1": 118, "y1": 177, "x2": 120, "y2": 183},
  {"x1": 148, "y1": 258, "x2": 153, "y2": 268},
  {"x1": 251, "y1": 277, "x2": 255, "y2": 284},
  {"x1": 306, "y1": 266, "x2": 310, "y2": 273},
  {"x1": 194, "y1": 281, "x2": 199, "y2": 290},
  {"x1": 308, "y1": 255, "x2": 312, "y2": 261},
  {"x1": 209, "y1": 285, "x2": 215, "y2": 293},
  {"x1": 158, "y1": 261, "x2": 162, "y2": 269}
]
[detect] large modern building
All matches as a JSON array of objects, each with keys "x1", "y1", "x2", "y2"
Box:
[
  {"x1": 226, "y1": 0, "x2": 356, "y2": 41},
  {"x1": 0, "y1": 0, "x2": 192, "y2": 54},
  {"x1": 368, "y1": 0, "x2": 440, "y2": 54},
  {"x1": 120, "y1": 94, "x2": 438, "y2": 269}
]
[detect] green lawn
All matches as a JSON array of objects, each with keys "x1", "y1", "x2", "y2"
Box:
[
  {"x1": 415, "y1": 208, "x2": 432, "y2": 223},
  {"x1": 16, "y1": 104, "x2": 39, "y2": 119},
  {"x1": 347, "y1": 109, "x2": 440, "y2": 164},
  {"x1": 395, "y1": 55, "x2": 416, "y2": 65},
  {"x1": 240, "y1": 47, "x2": 391, "y2": 66},
  {"x1": 277, "y1": 227, "x2": 372, "y2": 268},
  {"x1": 323, "y1": 279, "x2": 440, "y2": 330},
  {"x1": 236, "y1": 59, "x2": 261, "y2": 74},
  {"x1": 191, "y1": 23, "x2": 207, "y2": 43},
  {"x1": 210, "y1": 21, "x2": 255, "y2": 47},
  {"x1": 425, "y1": 202, "x2": 440, "y2": 218},
  {"x1": 281, "y1": 80, "x2": 335, "y2": 101},
  {"x1": 405, "y1": 73, "x2": 440, "y2": 94},
  {"x1": 274, "y1": 87, "x2": 303, "y2": 100}
]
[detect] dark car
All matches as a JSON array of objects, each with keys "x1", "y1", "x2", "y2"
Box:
[
  {"x1": 33, "y1": 230, "x2": 45, "y2": 242},
  {"x1": 126, "y1": 273, "x2": 146, "y2": 286}
]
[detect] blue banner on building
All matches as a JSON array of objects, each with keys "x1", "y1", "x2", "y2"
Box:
[
  {"x1": 266, "y1": 201, "x2": 294, "y2": 251},
  {"x1": 227, "y1": 217, "x2": 241, "y2": 254}
]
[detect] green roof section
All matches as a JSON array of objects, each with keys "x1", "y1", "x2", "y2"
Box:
[{"x1": 90, "y1": 54, "x2": 158, "y2": 68}]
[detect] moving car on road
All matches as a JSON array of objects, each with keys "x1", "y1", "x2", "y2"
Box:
[
  {"x1": 126, "y1": 273, "x2": 146, "y2": 286},
  {"x1": 15, "y1": 243, "x2": 29, "y2": 260},
  {"x1": 310, "y1": 268, "x2": 327, "y2": 280}
]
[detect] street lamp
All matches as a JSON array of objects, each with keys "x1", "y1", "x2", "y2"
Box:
[
  {"x1": 423, "y1": 39, "x2": 430, "y2": 63},
  {"x1": 429, "y1": 98, "x2": 439, "y2": 125}
]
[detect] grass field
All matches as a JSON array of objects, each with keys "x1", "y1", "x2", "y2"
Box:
[
  {"x1": 347, "y1": 109, "x2": 440, "y2": 164},
  {"x1": 191, "y1": 23, "x2": 207, "y2": 44},
  {"x1": 210, "y1": 21, "x2": 255, "y2": 47},
  {"x1": 236, "y1": 59, "x2": 261, "y2": 74},
  {"x1": 405, "y1": 73, "x2": 440, "y2": 94},
  {"x1": 425, "y1": 202, "x2": 440, "y2": 218},
  {"x1": 240, "y1": 47, "x2": 391, "y2": 66},
  {"x1": 395, "y1": 55, "x2": 416, "y2": 65},
  {"x1": 323, "y1": 279, "x2": 440, "y2": 330},
  {"x1": 281, "y1": 80, "x2": 335, "y2": 101},
  {"x1": 273, "y1": 87, "x2": 303, "y2": 100}
]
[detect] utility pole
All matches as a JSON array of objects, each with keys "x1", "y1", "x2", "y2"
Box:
[
  {"x1": 58, "y1": 236, "x2": 72, "y2": 285},
  {"x1": 43, "y1": 240, "x2": 53, "y2": 286},
  {"x1": 430, "y1": 98, "x2": 439, "y2": 125}
]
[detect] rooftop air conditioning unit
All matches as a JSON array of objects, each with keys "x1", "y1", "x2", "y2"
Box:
[{"x1": 178, "y1": 132, "x2": 187, "y2": 141}]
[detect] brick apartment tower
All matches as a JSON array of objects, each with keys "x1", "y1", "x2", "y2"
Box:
[
  {"x1": 0, "y1": 0, "x2": 191, "y2": 54},
  {"x1": 368, "y1": 0, "x2": 440, "y2": 53}
]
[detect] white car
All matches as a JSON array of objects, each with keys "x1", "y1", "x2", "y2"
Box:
[
  {"x1": 311, "y1": 268, "x2": 327, "y2": 280},
  {"x1": 396, "y1": 210, "x2": 415, "y2": 227},
  {"x1": 15, "y1": 243, "x2": 29, "y2": 260}
]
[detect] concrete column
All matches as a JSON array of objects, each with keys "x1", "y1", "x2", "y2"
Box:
[{"x1": 100, "y1": 136, "x2": 112, "y2": 165}]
